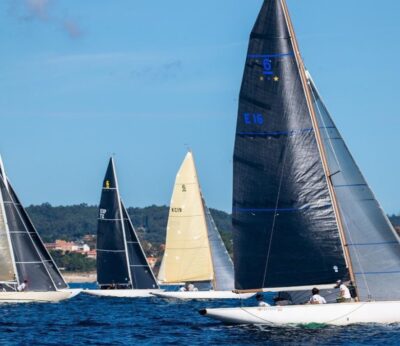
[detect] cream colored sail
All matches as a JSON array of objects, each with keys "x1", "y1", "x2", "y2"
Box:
[
  {"x1": 158, "y1": 152, "x2": 214, "y2": 284},
  {"x1": 0, "y1": 158, "x2": 16, "y2": 283}
]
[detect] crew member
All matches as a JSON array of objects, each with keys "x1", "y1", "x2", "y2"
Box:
[
  {"x1": 17, "y1": 280, "x2": 28, "y2": 292},
  {"x1": 309, "y1": 287, "x2": 326, "y2": 304},
  {"x1": 335, "y1": 280, "x2": 352, "y2": 303},
  {"x1": 256, "y1": 293, "x2": 269, "y2": 307}
]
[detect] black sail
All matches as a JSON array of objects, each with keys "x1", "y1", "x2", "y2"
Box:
[
  {"x1": 97, "y1": 159, "x2": 131, "y2": 287},
  {"x1": 7, "y1": 181, "x2": 68, "y2": 290},
  {"x1": 122, "y1": 203, "x2": 159, "y2": 289},
  {"x1": 233, "y1": 0, "x2": 348, "y2": 290},
  {"x1": 0, "y1": 175, "x2": 57, "y2": 291}
]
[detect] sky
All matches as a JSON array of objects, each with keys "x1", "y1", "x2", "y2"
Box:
[{"x1": 1, "y1": 0, "x2": 400, "y2": 213}]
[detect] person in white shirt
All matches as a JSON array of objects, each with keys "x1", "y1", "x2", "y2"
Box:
[
  {"x1": 17, "y1": 280, "x2": 28, "y2": 292},
  {"x1": 335, "y1": 280, "x2": 352, "y2": 303},
  {"x1": 256, "y1": 293, "x2": 270, "y2": 307},
  {"x1": 309, "y1": 287, "x2": 326, "y2": 304},
  {"x1": 187, "y1": 283, "x2": 198, "y2": 292}
]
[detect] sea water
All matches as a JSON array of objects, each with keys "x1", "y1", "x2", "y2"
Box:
[{"x1": 0, "y1": 284, "x2": 399, "y2": 345}]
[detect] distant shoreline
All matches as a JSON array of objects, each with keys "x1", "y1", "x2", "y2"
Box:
[{"x1": 62, "y1": 272, "x2": 96, "y2": 283}]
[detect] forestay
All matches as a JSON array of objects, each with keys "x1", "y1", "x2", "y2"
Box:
[{"x1": 233, "y1": 0, "x2": 348, "y2": 291}]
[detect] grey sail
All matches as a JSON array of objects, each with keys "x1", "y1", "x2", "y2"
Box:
[
  {"x1": 0, "y1": 174, "x2": 57, "y2": 291},
  {"x1": 233, "y1": 0, "x2": 348, "y2": 290},
  {"x1": 6, "y1": 181, "x2": 68, "y2": 290},
  {"x1": 203, "y1": 200, "x2": 234, "y2": 291},
  {"x1": 121, "y1": 203, "x2": 159, "y2": 289},
  {"x1": 308, "y1": 73, "x2": 400, "y2": 301}
]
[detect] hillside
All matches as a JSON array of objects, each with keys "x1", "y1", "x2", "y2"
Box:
[
  {"x1": 26, "y1": 203, "x2": 233, "y2": 257},
  {"x1": 26, "y1": 203, "x2": 400, "y2": 259}
]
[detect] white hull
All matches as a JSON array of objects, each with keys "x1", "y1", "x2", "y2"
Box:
[
  {"x1": 152, "y1": 290, "x2": 255, "y2": 300},
  {"x1": 0, "y1": 288, "x2": 81, "y2": 303},
  {"x1": 200, "y1": 301, "x2": 400, "y2": 326},
  {"x1": 83, "y1": 289, "x2": 164, "y2": 298}
]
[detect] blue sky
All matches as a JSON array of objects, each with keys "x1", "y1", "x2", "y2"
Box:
[{"x1": 1, "y1": 0, "x2": 400, "y2": 213}]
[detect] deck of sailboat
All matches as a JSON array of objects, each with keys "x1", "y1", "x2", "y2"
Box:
[
  {"x1": 83, "y1": 288, "x2": 163, "y2": 298},
  {"x1": 201, "y1": 300, "x2": 400, "y2": 326},
  {"x1": 151, "y1": 290, "x2": 255, "y2": 300},
  {"x1": 0, "y1": 289, "x2": 81, "y2": 303}
]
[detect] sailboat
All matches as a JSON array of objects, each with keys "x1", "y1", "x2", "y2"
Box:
[
  {"x1": 0, "y1": 156, "x2": 80, "y2": 303},
  {"x1": 85, "y1": 158, "x2": 162, "y2": 298},
  {"x1": 200, "y1": 0, "x2": 400, "y2": 325},
  {"x1": 153, "y1": 152, "x2": 254, "y2": 300}
]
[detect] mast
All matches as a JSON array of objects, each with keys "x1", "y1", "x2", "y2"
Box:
[
  {"x1": 111, "y1": 157, "x2": 134, "y2": 288},
  {"x1": 279, "y1": 0, "x2": 357, "y2": 295}
]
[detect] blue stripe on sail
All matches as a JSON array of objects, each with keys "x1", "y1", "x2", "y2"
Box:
[
  {"x1": 348, "y1": 241, "x2": 399, "y2": 246},
  {"x1": 354, "y1": 270, "x2": 400, "y2": 275},
  {"x1": 234, "y1": 206, "x2": 309, "y2": 213},
  {"x1": 335, "y1": 184, "x2": 367, "y2": 188},
  {"x1": 237, "y1": 128, "x2": 313, "y2": 137},
  {"x1": 247, "y1": 53, "x2": 294, "y2": 59}
]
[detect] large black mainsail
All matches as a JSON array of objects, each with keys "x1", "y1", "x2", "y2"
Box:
[
  {"x1": 233, "y1": 0, "x2": 400, "y2": 302},
  {"x1": 233, "y1": 0, "x2": 347, "y2": 291},
  {"x1": 0, "y1": 157, "x2": 68, "y2": 291},
  {"x1": 96, "y1": 158, "x2": 158, "y2": 289}
]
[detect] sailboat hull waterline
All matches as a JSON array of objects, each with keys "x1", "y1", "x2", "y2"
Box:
[
  {"x1": 200, "y1": 301, "x2": 400, "y2": 326},
  {"x1": 0, "y1": 288, "x2": 81, "y2": 304},
  {"x1": 151, "y1": 291, "x2": 255, "y2": 300},
  {"x1": 84, "y1": 288, "x2": 163, "y2": 298}
]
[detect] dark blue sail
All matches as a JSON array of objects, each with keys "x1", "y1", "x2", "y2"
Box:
[
  {"x1": 97, "y1": 158, "x2": 158, "y2": 289},
  {"x1": 97, "y1": 158, "x2": 131, "y2": 287},
  {"x1": 233, "y1": 0, "x2": 348, "y2": 290}
]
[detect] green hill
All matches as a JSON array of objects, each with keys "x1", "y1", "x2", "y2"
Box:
[
  {"x1": 26, "y1": 203, "x2": 232, "y2": 256},
  {"x1": 26, "y1": 203, "x2": 400, "y2": 258}
]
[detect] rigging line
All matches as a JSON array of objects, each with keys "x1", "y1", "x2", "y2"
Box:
[{"x1": 261, "y1": 125, "x2": 291, "y2": 288}]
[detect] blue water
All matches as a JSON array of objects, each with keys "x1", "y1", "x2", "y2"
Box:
[{"x1": 0, "y1": 284, "x2": 399, "y2": 346}]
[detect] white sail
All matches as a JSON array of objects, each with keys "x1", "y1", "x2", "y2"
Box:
[{"x1": 158, "y1": 152, "x2": 214, "y2": 284}]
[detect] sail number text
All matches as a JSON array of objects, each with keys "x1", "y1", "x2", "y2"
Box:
[{"x1": 243, "y1": 113, "x2": 264, "y2": 125}]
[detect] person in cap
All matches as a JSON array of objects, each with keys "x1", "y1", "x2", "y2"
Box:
[
  {"x1": 335, "y1": 280, "x2": 352, "y2": 303},
  {"x1": 309, "y1": 287, "x2": 326, "y2": 304},
  {"x1": 256, "y1": 293, "x2": 269, "y2": 307}
]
